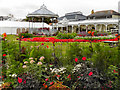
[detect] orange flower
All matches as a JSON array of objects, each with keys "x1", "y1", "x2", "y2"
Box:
[
  {"x1": 43, "y1": 83, "x2": 48, "y2": 88},
  {"x1": 44, "y1": 85, "x2": 47, "y2": 88},
  {"x1": 88, "y1": 31, "x2": 91, "y2": 34},
  {"x1": 115, "y1": 34, "x2": 118, "y2": 36},
  {"x1": 22, "y1": 36, "x2": 24, "y2": 38},
  {"x1": 117, "y1": 35, "x2": 120, "y2": 39},
  {"x1": 2, "y1": 33, "x2": 7, "y2": 37}
]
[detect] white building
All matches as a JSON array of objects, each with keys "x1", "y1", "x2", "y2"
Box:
[
  {"x1": 0, "y1": 21, "x2": 52, "y2": 35},
  {"x1": 58, "y1": 10, "x2": 120, "y2": 33}
]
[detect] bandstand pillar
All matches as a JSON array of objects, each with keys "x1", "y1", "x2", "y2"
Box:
[
  {"x1": 72, "y1": 25, "x2": 74, "y2": 33},
  {"x1": 78, "y1": 25, "x2": 80, "y2": 33},
  {"x1": 86, "y1": 25, "x2": 88, "y2": 33},
  {"x1": 105, "y1": 24, "x2": 108, "y2": 32},
  {"x1": 94, "y1": 24, "x2": 97, "y2": 31}
]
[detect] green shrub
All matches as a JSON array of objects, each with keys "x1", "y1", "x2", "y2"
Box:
[
  {"x1": 57, "y1": 33, "x2": 77, "y2": 39},
  {"x1": 19, "y1": 33, "x2": 33, "y2": 38}
]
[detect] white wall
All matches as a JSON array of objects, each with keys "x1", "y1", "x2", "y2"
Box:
[{"x1": 0, "y1": 27, "x2": 17, "y2": 35}]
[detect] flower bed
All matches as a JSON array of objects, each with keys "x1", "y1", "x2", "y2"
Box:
[
  {"x1": 21, "y1": 37, "x2": 119, "y2": 42},
  {"x1": 2, "y1": 35, "x2": 120, "y2": 89}
]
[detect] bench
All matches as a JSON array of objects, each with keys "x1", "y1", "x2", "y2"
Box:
[{"x1": 103, "y1": 41, "x2": 119, "y2": 47}]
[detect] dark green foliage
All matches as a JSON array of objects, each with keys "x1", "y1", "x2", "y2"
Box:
[
  {"x1": 57, "y1": 33, "x2": 77, "y2": 39},
  {"x1": 19, "y1": 33, "x2": 33, "y2": 38}
]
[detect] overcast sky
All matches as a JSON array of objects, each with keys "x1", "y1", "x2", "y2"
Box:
[{"x1": 0, "y1": 0, "x2": 120, "y2": 19}]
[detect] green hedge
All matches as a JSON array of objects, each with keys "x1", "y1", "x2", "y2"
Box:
[
  {"x1": 57, "y1": 33, "x2": 77, "y2": 39},
  {"x1": 19, "y1": 33, "x2": 33, "y2": 38}
]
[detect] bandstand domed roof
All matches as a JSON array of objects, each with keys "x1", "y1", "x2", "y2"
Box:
[{"x1": 27, "y1": 4, "x2": 58, "y2": 18}]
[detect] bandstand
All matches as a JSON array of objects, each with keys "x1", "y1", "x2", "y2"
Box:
[{"x1": 27, "y1": 4, "x2": 59, "y2": 35}]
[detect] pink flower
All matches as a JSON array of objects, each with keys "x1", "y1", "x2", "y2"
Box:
[
  {"x1": 18, "y1": 77, "x2": 22, "y2": 83},
  {"x1": 45, "y1": 78, "x2": 48, "y2": 81},
  {"x1": 30, "y1": 60, "x2": 35, "y2": 64},
  {"x1": 37, "y1": 62, "x2": 42, "y2": 65},
  {"x1": 39, "y1": 56, "x2": 45, "y2": 61},
  {"x1": 88, "y1": 72, "x2": 93, "y2": 76},
  {"x1": 29, "y1": 57, "x2": 33, "y2": 60},
  {"x1": 75, "y1": 58, "x2": 78, "y2": 62},
  {"x1": 23, "y1": 65, "x2": 27, "y2": 68},
  {"x1": 24, "y1": 61, "x2": 28, "y2": 64},
  {"x1": 81, "y1": 74, "x2": 83, "y2": 76},
  {"x1": 82, "y1": 57, "x2": 86, "y2": 61},
  {"x1": 50, "y1": 82, "x2": 54, "y2": 85}
]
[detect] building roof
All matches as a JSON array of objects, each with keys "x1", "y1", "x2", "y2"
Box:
[
  {"x1": 88, "y1": 10, "x2": 120, "y2": 18},
  {"x1": 59, "y1": 11, "x2": 86, "y2": 21},
  {"x1": 27, "y1": 4, "x2": 58, "y2": 18}
]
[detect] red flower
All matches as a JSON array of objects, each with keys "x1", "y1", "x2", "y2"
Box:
[
  {"x1": 23, "y1": 80, "x2": 26, "y2": 84},
  {"x1": 82, "y1": 57, "x2": 86, "y2": 61},
  {"x1": 115, "y1": 34, "x2": 118, "y2": 36},
  {"x1": 50, "y1": 82, "x2": 54, "y2": 85},
  {"x1": 113, "y1": 70, "x2": 118, "y2": 73},
  {"x1": 78, "y1": 76, "x2": 80, "y2": 78},
  {"x1": 52, "y1": 41, "x2": 55, "y2": 44},
  {"x1": 88, "y1": 72, "x2": 93, "y2": 76},
  {"x1": 3, "y1": 54, "x2": 6, "y2": 57},
  {"x1": 41, "y1": 43, "x2": 44, "y2": 45},
  {"x1": 45, "y1": 78, "x2": 48, "y2": 81},
  {"x1": 92, "y1": 32, "x2": 94, "y2": 36},
  {"x1": 18, "y1": 77, "x2": 22, "y2": 83},
  {"x1": 67, "y1": 75, "x2": 71, "y2": 79},
  {"x1": 57, "y1": 75, "x2": 60, "y2": 78},
  {"x1": 46, "y1": 45, "x2": 49, "y2": 48},
  {"x1": 43, "y1": 83, "x2": 48, "y2": 88},
  {"x1": 75, "y1": 58, "x2": 78, "y2": 62}
]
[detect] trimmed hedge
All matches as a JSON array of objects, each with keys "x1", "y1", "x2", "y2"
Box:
[
  {"x1": 57, "y1": 33, "x2": 77, "y2": 39},
  {"x1": 19, "y1": 33, "x2": 33, "y2": 38}
]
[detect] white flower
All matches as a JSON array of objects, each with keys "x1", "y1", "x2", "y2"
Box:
[
  {"x1": 45, "y1": 68, "x2": 47, "y2": 70},
  {"x1": 51, "y1": 67, "x2": 66, "y2": 74},
  {"x1": 50, "y1": 68, "x2": 53, "y2": 71},
  {"x1": 12, "y1": 74, "x2": 17, "y2": 77},
  {"x1": 9, "y1": 74, "x2": 11, "y2": 77}
]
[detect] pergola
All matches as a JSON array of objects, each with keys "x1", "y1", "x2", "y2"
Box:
[{"x1": 27, "y1": 4, "x2": 59, "y2": 34}]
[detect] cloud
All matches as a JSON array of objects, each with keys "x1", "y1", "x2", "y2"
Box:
[{"x1": 0, "y1": 0, "x2": 119, "y2": 19}]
